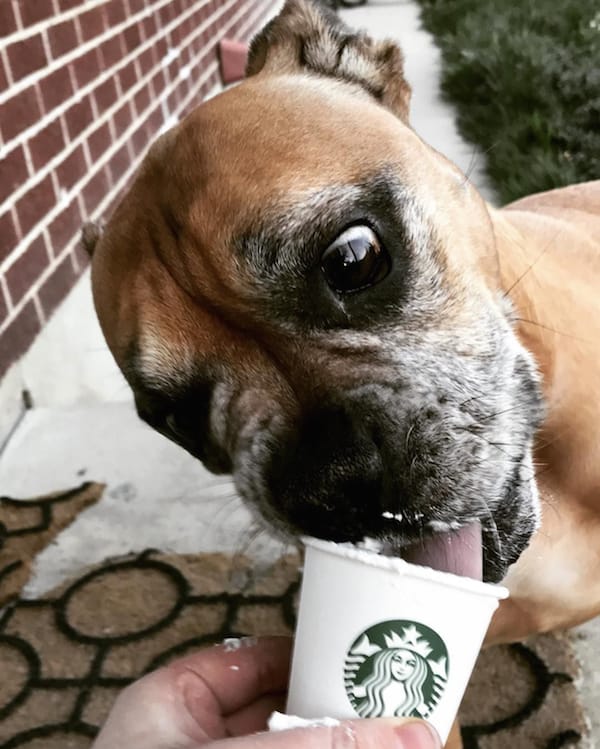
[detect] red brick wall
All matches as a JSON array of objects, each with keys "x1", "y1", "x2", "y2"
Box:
[{"x1": 0, "y1": 0, "x2": 276, "y2": 381}]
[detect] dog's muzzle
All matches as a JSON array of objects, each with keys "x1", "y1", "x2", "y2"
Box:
[{"x1": 257, "y1": 370, "x2": 543, "y2": 584}]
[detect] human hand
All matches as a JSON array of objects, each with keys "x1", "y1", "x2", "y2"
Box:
[{"x1": 91, "y1": 636, "x2": 441, "y2": 749}]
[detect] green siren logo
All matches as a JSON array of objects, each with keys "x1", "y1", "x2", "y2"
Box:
[{"x1": 344, "y1": 620, "x2": 449, "y2": 719}]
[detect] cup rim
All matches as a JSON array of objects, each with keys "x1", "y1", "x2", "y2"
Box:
[{"x1": 302, "y1": 536, "x2": 509, "y2": 600}]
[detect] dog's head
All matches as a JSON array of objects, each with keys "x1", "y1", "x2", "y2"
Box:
[{"x1": 90, "y1": 0, "x2": 543, "y2": 582}]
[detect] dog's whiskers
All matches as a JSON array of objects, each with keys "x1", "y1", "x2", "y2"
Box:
[
  {"x1": 480, "y1": 402, "x2": 524, "y2": 422},
  {"x1": 515, "y1": 317, "x2": 593, "y2": 345},
  {"x1": 502, "y1": 226, "x2": 562, "y2": 300}
]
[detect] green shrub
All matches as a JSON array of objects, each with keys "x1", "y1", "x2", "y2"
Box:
[{"x1": 416, "y1": 0, "x2": 600, "y2": 203}]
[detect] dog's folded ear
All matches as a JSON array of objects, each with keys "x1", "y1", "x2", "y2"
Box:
[
  {"x1": 246, "y1": 0, "x2": 411, "y2": 122},
  {"x1": 81, "y1": 221, "x2": 104, "y2": 257}
]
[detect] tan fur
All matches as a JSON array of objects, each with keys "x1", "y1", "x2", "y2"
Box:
[{"x1": 91, "y1": 4, "x2": 600, "y2": 745}]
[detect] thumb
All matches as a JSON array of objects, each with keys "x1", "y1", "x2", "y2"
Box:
[{"x1": 210, "y1": 718, "x2": 442, "y2": 749}]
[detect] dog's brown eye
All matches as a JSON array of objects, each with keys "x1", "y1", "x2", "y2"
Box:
[{"x1": 321, "y1": 226, "x2": 390, "y2": 293}]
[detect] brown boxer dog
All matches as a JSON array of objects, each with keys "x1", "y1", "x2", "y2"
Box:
[{"x1": 88, "y1": 0, "x2": 600, "y2": 733}]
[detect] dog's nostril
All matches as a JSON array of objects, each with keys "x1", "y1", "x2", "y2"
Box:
[{"x1": 267, "y1": 402, "x2": 384, "y2": 538}]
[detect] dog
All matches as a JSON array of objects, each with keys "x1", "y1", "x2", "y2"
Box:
[{"x1": 87, "y1": 0, "x2": 600, "y2": 742}]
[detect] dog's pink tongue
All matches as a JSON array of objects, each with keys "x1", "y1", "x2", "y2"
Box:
[{"x1": 402, "y1": 521, "x2": 483, "y2": 580}]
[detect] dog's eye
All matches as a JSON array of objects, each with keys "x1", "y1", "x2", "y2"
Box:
[{"x1": 321, "y1": 226, "x2": 390, "y2": 293}]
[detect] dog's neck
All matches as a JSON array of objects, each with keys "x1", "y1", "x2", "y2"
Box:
[
  {"x1": 492, "y1": 203, "x2": 600, "y2": 491},
  {"x1": 485, "y1": 199, "x2": 600, "y2": 640}
]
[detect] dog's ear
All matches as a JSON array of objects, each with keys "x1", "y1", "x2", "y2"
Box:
[
  {"x1": 81, "y1": 221, "x2": 104, "y2": 257},
  {"x1": 246, "y1": 0, "x2": 411, "y2": 122}
]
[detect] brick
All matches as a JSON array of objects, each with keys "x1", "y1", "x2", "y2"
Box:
[
  {"x1": 16, "y1": 174, "x2": 55, "y2": 236},
  {"x1": 0, "y1": 284, "x2": 7, "y2": 327},
  {"x1": 180, "y1": 44, "x2": 192, "y2": 66},
  {"x1": 123, "y1": 22, "x2": 142, "y2": 52},
  {"x1": 0, "y1": 211, "x2": 19, "y2": 265},
  {"x1": 99, "y1": 35, "x2": 123, "y2": 68},
  {"x1": 55, "y1": 144, "x2": 87, "y2": 192},
  {"x1": 82, "y1": 168, "x2": 109, "y2": 215},
  {"x1": 134, "y1": 83, "x2": 150, "y2": 116},
  {"x1": 105, "y1": 0, "x2": 127, "y2": 27},
  {"x1": 39, "y1": 66, "x2": 73, "y2": 112},
  {"x1": 137, "y1": 48, "x2": 154, "y2": 77},
  {"x1": 64, "y1": 95, "x2": 94, "y2": 140},
  {"x1": 6, "y1": 235, "x2": 49, "y2": 306},
  {"x1": 166, "y1": 59, "x2": 179, "y2": 81},
  {"x1": 78, "y1": 6, "x2": 107, "y2": 43},
  {"x1": 47, "y1": 19, "x2": 79, "y2": 59},
  {"x1": 166, "y1": 87, "x2": 178, "y2": 114},
  {"x1": 158, "y1": 3, "x2": 177, "y2": 28},
  {"x1": 0, "y1": 86, "x2": 42, "y2": 144},
  {"x1": 131, "y1": 120, "x2": 149, "y2": 157},
  {"x1": 92, "y1": 76, "x2": 118, "y2": 114},
  {"x1": 154, "y1": 37, "x2": 168, "y2": 65},
  {"x1": 28, "y1": 119, "x2": 66, "y2": 171},
  {"x1": 118, "y1": 60, "x2": 136, "y2": 93},
  {"x1": 112, "y1": 101, "x2": 132, "y2": 137},
  {"x1": 151, "y1": 69, "x2": 166, "y2": 97},
  {"x1": 128, "y1": 0, "x2": 145, "y2": 13},
  {"x1": 147, "y1": 104, "x2": 163, "y2": 135},
  {"x1": 141, "y1": 15, "x2": 157, "y2": 43},
  {"x1": 102, "y1": 163, "x2": 113, "y2": 191},
  {"x1": 0, "y1": 55, "x2": 8, "y2": 93},
  {"x1": 108, "y1": 142, "x2": 130, "y2": 184},
  {"x1": 6, "y1": 35, "x2": 47, "y2": 84},
  {"x1": 19, "y1": 0, "x2": 55, "y2": 26},
  {"x1": 58, "y1": 0, "x2": 83, "y2": 10},
  {"x1": 87, "y1": 121, "x2": 111, "y2": 162},
  {"x1": 71, "y1": 238, "x2": 91, "y2": 271},
  {"x1": 0, "y1": 2, "x2": 17, "y2": 36},
  {"x1": 0, "y1": 300, "x2": 41, "y2": 380},
  {"x1": 47, "y1": 199, "x2": 81, "y2": 252},
  {"x1": 71, "y1": 49, "x2": 101, "y2": 89},
  {"x1": 0, "y1": 145, "x2": 28, "y2": 204},
  {"x1": 169, "y1": 20, "x2": 184, "y2": 46}
]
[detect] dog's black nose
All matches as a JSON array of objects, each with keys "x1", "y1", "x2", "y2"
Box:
[{"x1": 266, "y1": 404, "x2": 384, "y2": 540}]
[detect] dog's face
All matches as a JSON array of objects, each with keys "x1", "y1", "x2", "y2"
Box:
[{"x1": 91, "y1": 1, "x2": 543, "y2": 582}]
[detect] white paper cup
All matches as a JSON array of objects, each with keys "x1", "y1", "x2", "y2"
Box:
[{"x1": 285, "y1": 537, "x2": 508, "y2": 743}]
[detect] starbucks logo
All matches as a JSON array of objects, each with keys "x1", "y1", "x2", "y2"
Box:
[{"x1": 344, "y1": 620, "x2": 449, "y2": 720}]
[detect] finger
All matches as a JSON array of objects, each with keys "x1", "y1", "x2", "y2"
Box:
[
  {"x1": 224, "y1": 692, "x2": 287, "y2": 736},
  {"x1": 93, "y1": 638, "x2": 292, "y2": 749},
  {"x1": 168, "y1": 636, "x2": 292, "y2": 717},
  {"x1": 208, "y1": 718, "x2": 442, "y2": 749}
]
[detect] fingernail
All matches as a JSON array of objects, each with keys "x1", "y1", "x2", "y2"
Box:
[{"x1": 394, "y1": 721, "x2": 442, "y2": 748}]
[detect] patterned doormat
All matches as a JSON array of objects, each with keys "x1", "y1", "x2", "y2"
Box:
[
  {"x1": 0, "y1": 482, "x2": 104, "y2": 608},
  {"x1": 0, "y1": 490, "x2": 589, "y2": 748}
]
